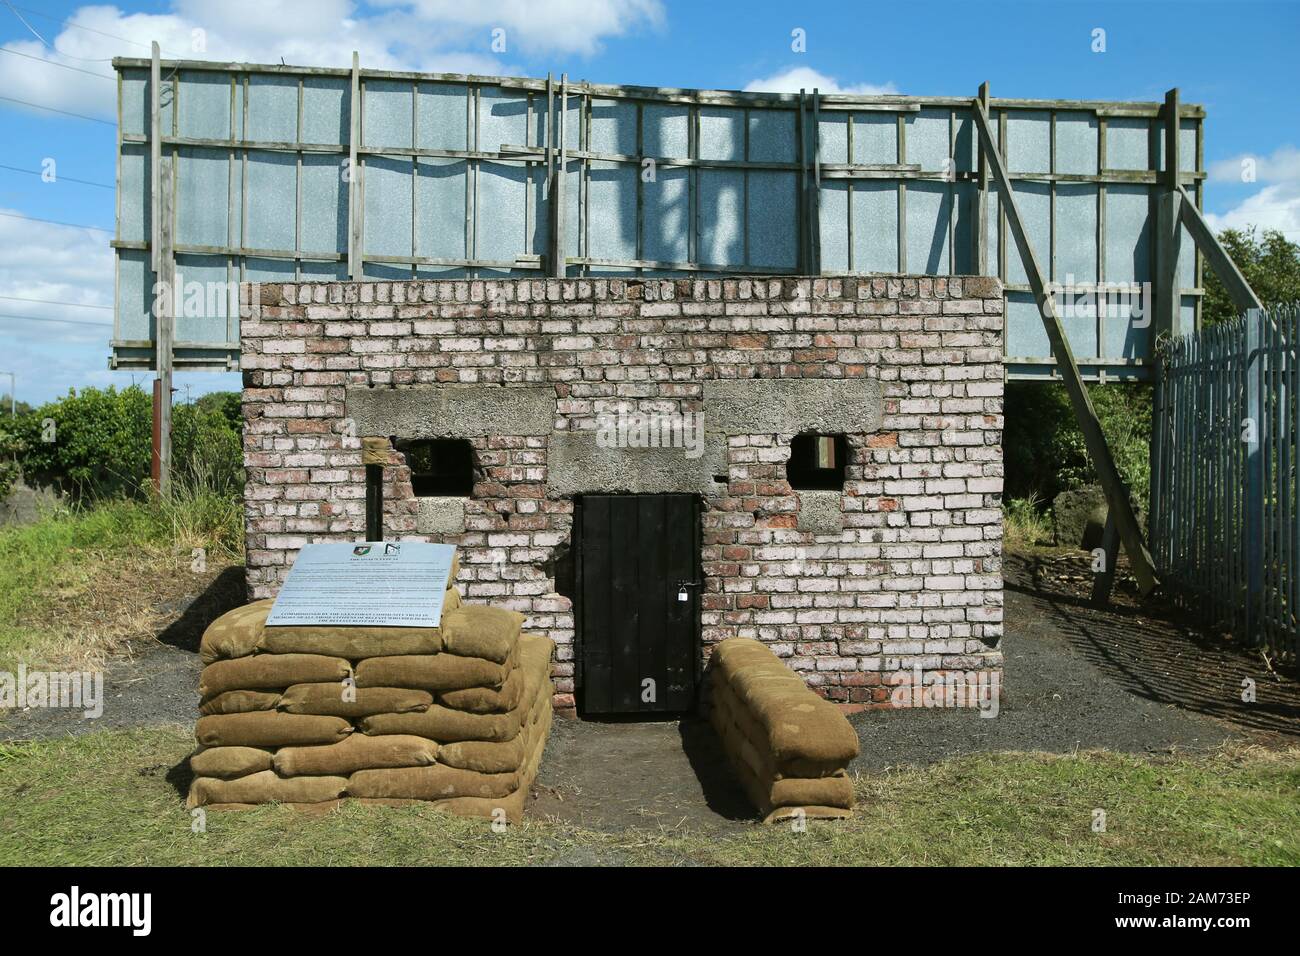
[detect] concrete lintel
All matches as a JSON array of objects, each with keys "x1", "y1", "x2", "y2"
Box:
[
  {"x1": 547, "y1": 431, "x2": 723, "y2": 496},
  {"x1": 797, "y1": 489, "x2": 844, "y2": 534},
  {"x1": 703, "y1": 378, "x2": 883, "y2": 436},
  {"x1": 416, "y1": 496, "x2": 467, "y2": 535},
  {"x1": 345, "y1": 385, "x2": 555, "y2": 437}
]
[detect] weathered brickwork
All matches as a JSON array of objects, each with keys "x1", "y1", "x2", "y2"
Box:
[{"x1": 241, "y1": 275, "x2": 1005, "y2": 710}]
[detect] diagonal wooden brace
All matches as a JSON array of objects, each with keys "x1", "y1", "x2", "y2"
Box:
[{"x1": 971, "y1": 97, "x2": 1160, "y2": 596}]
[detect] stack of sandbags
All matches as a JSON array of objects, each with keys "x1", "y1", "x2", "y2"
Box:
[
  {"x1": 707, "y1": 638, "x2": 859, "y2": 823},
  {"x1": 189, "y1": 579, "x2": 555, "y2": 824}
]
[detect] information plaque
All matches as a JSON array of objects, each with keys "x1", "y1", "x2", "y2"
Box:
[{"x1": 266, "y1": 542, "x2": 457, "y2": 628}]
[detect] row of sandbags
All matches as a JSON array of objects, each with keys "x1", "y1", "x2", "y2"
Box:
[
  {"x1": 707, "y1": 638, "x2": 859, "y2": 823},
  {"x1": 187, "y1": 581, "x2": 554, "y2": 824}
]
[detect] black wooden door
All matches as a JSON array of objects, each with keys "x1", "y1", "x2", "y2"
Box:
[{"x1": 575, "y1": 494, "x2": 700, "y2": 715}]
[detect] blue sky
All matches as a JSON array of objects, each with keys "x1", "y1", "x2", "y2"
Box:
[{"x1": 1, "y1": 0, "x2": 1297, "y2": 406}]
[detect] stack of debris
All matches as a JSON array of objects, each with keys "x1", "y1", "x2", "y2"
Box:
[
  {"x1": 708, "y1": 638, "x2": 859, "y2": 823},
  {"x1": 189, "y1": 575, "x2": 554, "y2": 823}
]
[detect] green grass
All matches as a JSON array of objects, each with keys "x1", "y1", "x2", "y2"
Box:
[
  {"x1": 1003, "y1": 494, "x2": 1054, "y2": 550},
  {"x1": 2, "y1": 727, "x2": 1296, "y2": 866},
  {"x1": 0, "y1": 486, "x2": 242, "y2": 670}
]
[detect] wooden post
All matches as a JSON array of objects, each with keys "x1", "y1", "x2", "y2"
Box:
[
  {"x1": 973, "y1": 82, "x2": 990, "y2": 275},
  {"x1": 348, "y1": 51, "x2": 361, "y2": 280},
  {"x1": 1151, "y1": 89, "x2": 1182, "y2": 552},
  {"x1": 362, "y1": 437, "x2": 390, "y2": 541},
  {"x1": 151, "y1": 41, "x2": 174, "y2": 497},
  {"x1": 1091, "y1": 510, "x2": 1120, "y2": 605},
  {"x1": 971, "y1": 97, "x2": 1159, "y2": 595},
  {"x1": 550, "y1": 73, "x2": 568, "y2": 278}
]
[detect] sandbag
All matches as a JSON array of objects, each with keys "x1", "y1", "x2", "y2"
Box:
[
  {"x1": 259, "y1": 589, "x2": 462, "y2": 657},
  {"x1": 199, "y1": 653, "x2": 351, "y2": 698},
  {"x1": 274, "y1": 733, "x2": 438, "y2": 777},
  {"x1": 710, "y1": 638, "x2": 859, "y2": 773},
  {"x1": 196, "y1": 712, "x2": 353, "y2": 748},
  {"x1": 347, "y1": 764, "x2": 519, "y2": 801},
  {"x1": 769, "y1": 772, "x2": 854, "y2": 810},
  {"x1": 188, "y1": 770, "x2": 347, "y2": 808},
  {"x1": 361, "y1": 703, "x2": 523, "y2": 743},
  {"x1": 438, "y1": 667, "x2": 523, "y2": 714},
  {"x1": 198, "y1": 689, "x2": 283, "y2": 716},
  {"x1": 355, "y1": 653, "x2": 511, "y2": 692},
  {"x1": 189, "y1": 746, "x2": 274, "y2": 779},
  {"x1": 439, "y1": 605, "x2": 524, "y2": 664},
  {"x1": 199, "y1": 600, "x2": 273, "y2": 665},
  {"x1": 278, "y1": 682, "x2": 432, "y2": 718},
  {"x1": 437, "y1": 679, "x2": 550, "y2": 772}
]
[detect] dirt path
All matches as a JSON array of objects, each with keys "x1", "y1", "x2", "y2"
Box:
[{"x1": 4, "y1": 551, "x2": 1296, "y2": 835}]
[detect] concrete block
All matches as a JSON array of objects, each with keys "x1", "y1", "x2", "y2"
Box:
[{"x1": 345, "y1": 385, "x2": 555, "y2": 437}]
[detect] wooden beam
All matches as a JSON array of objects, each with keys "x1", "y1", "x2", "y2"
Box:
[
  {"x1": 348, "y1": 51, "x2": 360, "y2": 279},
  {"x1": 1177, "y1": 184, "x2": 1263, "y2": 313},
  {"x1": 971, "y1": 97, "x2": 1159, "y2": 594},
  {"x1": 973, "y1": 81, "x2": 989, "y2": 275},
  {"x1": 151, "y1": 42, "x2": 174, "y2": 497},
  {"x1": 551, "y1": 73, "x2": 568, "y2": 277}
]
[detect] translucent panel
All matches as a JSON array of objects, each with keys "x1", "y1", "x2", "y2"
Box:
[
  {"x1": 1179, "y1": 295, "x2": 1197, "y2": 336},
  {"x1": 176, "y1": 148, "x2": 230, "y2": 247},
  {"x1": 300, "y1": 260, "x2": 347, "y2": 280},
  {"x1": 817, "y1": 113, "x2": 848, "y2": 164},
  {"x1": 1155, "y1": 119, "x2": 1201, "y2": 174},
  {"x1": 1059, "y1": 294, "x2": 1098, "y2": 358},
  {"x1": 116, "y1": 249, "x2": 152, "y2": 339},
  {"x1": 302, "y1": 77, "x2": 349, "y2": 145},
  {"x1": 851, "y1": 181, "x2": 897, "y2": 273},
  {"x1": 120, "y1": 68, "x2": 150, "y2": 136},
  {"x1": 119, "y1": 145, "x2": 150, "y2": 243},
  {"x1": 245, "y1": 151, "x2": 297, "y2": 251},
  {"x1": 952, "y1": 109, "x2": 976, "y2": 172},
  {"x1": 747, "y1": 170, "x2": 797, "y2": 268},
  {"x1": 748, "y1": 110, "x2": 796, "y2": 163},
  {"x1": 985, "y1": 184, "x2": 1000, "y2": 277},
  {"x1": 244, "y1": 258, "x2": 297, "y2": 282},
  {"x1": 643, "y1": 166, "x2": 689, "y2": 262},
  {"x1": 1104, "y1": 184, "x2": 1152, "y2": 283},
  {"x1": 1006, "y1": 110, "x2": 1050, "y2": 174},
  {"x1": 178, "y1": 72, "x2": 231, "y2": 140},
  {"x1": 905, "y1": 109, "x2": 950, "y2": 172},
  {"x1": 1101, "y1": 287, "x2": 1151, "y2": 360},
  {"x1": 698, "y1": 169, "x2": 744, "y2": 266},
  {"x1": 363, "y1": 157, "x2": 413, "y2": 258},
  {"x1": 951, "y1": 181, "x2": 975, "y2": 274},
  {"x1": 417, "y1": 83, "x2": 468, "y2": 150},
  {"x1": 364, "y1": 262, "x2": 414, "y2": 280},
  {"x1": 819, "y1": 182, "x2": 849, "y2": 272},
  {"x1": 852, "y1": 112, "x2": 896, "y2": 165},
  {"x1": 479, "y1": 88, "x2": 528, "y2": 152},
  {"x1": 173, "y1": 254, "x2": 231, "y2": 341},
  {"x1": 586, "y1": 161, "x2": 637, "y2": 260},
  {"x1": 529, "y1": 164, "x2": 550, "y2": 256},
  {"x1": 564, "y1": 161, "x2": 581, "y2": 258},
  {"x1": 415, "y1": 265, "x2": 469, "y2": 279},
  {"x1": 300, "y1": 154, "x2": 347, "y2": 254},
  {"x1": 477, "y1": 161, "x2": 527, "y2": 261},
  {"x1": 1005, "y1": 292, "x2": 1049, "y2": 358},
  {"x1": 415, "y1": 158, "x2": 467, "y2": 260},
  {"x1": 906, "y1": 182, "x2": 952, "y2": 274},
  {"x1": 1177, "y1": 219, "x2": 1195, "y2": 287},
  {"x1": 246, "y1": 75, "x2": 298, "y2": 142},
  {"x1": 1055, "y1": 183, "x2": 1098, "y2": 283},
  {"x1": 643, "y1": 104, "x2": 689, "y2": 158},
  {"x1": 1105, "y1": 118, "x2": 1150, "y2": 170},
  {"x1": 1007, "y1": 182, "x2": 1049, "y2": 286},
  {"x1": 1055, "y1": 112, "x2": 1099, "y2": 175},
  {"x1": 364, "y1": 79, "x2": 412, "y2": 150},
  {"x1": 698, "y1": 108, "x2": 742, "y2": 161},
  {"x1": 588, "y1": 98, "x2": 636, "y2": 155}
]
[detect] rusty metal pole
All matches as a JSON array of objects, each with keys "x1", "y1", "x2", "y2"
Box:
[{"x1": 362, "y1": 437, "x2": 391, "y2": 541}]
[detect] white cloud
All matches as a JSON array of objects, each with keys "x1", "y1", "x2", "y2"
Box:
[
  {"x1": 743, "y1": 66, "x2": 897, "y2": 96},
  {"x1": 0, "y1": 0, "x2": 664, "y2": 121},
  {"x1": 1205, "y1": 145, "x2": 1300, "y2": 241}
]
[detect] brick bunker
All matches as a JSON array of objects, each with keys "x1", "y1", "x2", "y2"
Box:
[{"x1": 240, "y1": 275, "x2": 1005, "y2": 713}]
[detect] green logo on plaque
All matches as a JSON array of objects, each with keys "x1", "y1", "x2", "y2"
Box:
[{"x1": 352, "y1": 546, "x2": 371, "y2": 556}]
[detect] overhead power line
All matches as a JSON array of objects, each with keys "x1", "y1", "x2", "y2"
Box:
[
  {"x1": 0, "y1": 293, "x2": 111, "y2": 310},
  {"x1": 0, "y1": 93, "x2": 115, "y2": 126},
  {"x1": 4, "y1": 2, "x2": 184, "y2": 59},
  {"x1": 0, "y1": 209, "x2": 111, "y2": 233},
  {"x1": 0, "y1": 311, "x2": 111, "y2": 328},
  {"x1": 0, "y1": 46, "x2": 115, "y2": 80},
  {"x1": 0, "y1": 162, "x2": 113, "y2": 189}
]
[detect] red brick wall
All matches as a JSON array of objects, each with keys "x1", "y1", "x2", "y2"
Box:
[{"x1": 241, "y1": 275, "x2": 1005, "y2": 709}]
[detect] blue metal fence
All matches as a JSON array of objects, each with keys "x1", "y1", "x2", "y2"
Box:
[{"x1": 1153, "y1": 304, "x2": 1300, "y2": 657}]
